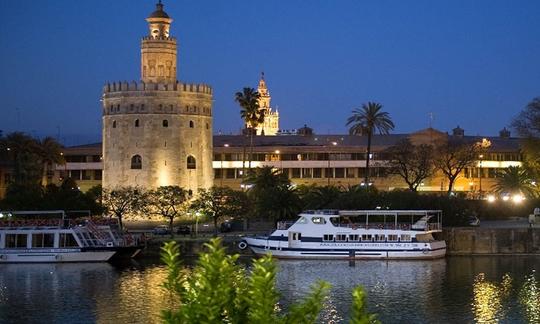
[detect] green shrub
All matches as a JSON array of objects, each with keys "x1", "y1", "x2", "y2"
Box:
[{"x1": 161, "y1": 239, "x2": 380, "y2": 324}]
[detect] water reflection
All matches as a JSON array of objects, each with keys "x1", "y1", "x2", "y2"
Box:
[
  {"x1": 519, "y1": 271, "x2": 540, "y2": 323},
  {"x1": 0, "y1": 256, "x2": 538, "y2": 324},
  {"x1": 471, "y1": 273, "x2": 512, "y2": 323}
]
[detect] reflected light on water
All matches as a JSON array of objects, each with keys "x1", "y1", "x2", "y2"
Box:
[
  {"x1": 95, "y1": 265, "x2": 170, "y2": 324},
  {"x1": 519, "y1": 271, "x2": 539, "y2": 323},
  {"x1": 471, "y1": 273, "x2": 512, "y2": 323}
]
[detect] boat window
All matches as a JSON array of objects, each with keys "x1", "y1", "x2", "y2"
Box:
[
  {"x1": 375, "y1": 234, "x2": 386, "y2": 242},
  {"x1": 361, "y1": 234, "x2": 373, "y2": 242},
  {"x1": 60, "y1": 233, "x2": 79, "y2": 247},
  {"x1": 387, "y1": 234, "x2": 399, "y2": 242},
  {"x1": 336, "y1": 234, "x2": 347, "y2": 242},
  {"x1": 329, "y1": 217, "x2": 340, "y2": 226},
  {"x1": 5, "y1": 234, "x2": 27, "y2": 248},
  {"x1": 400, "y1": 234, "x2": 411, "y2": 242},
  {"x1": 32, "y1": 233, "x2": 55, "y2": 248},
  {"x1": 311, "y1": 217, "x2": 326, "y2": 224},
  {"x1": 297, "y1": 217, "x2": 308, "y2": 224},
  {"x1": 291, "y1": 233, "x2": 302, "y2": 240},
  {"x1": 323, "y1": 234, "x2": 334, "y2": 242},
  {"x1": 349, "y1": 234, "x2": 359, "y2": 242}
]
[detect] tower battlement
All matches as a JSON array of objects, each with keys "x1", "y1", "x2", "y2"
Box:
[
  {"x1": 142, "y1": 36, "x2": 177, "y2": 42},
  {"x1": 103, "y1": 81, "x2": 212, "y2": 95}
]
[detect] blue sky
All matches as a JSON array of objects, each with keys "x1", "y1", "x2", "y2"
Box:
[{"x1": 1, "y1": 0, "x2": 539, "y2": 145}]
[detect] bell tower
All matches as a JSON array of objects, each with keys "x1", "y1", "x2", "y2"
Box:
[
  {"x1": 254, "y1": 72, "x2": 280, "y2": 135},
  {"x1": 141, "y1": 1, "x2": 177, "y2": 83}
]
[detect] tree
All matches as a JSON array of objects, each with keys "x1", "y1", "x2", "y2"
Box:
[
  {"x1": 244, "y1": 167, "x2": 302, "y2": 221},
  {"x1": 102, "y1": 186, "x2": 146, "y2": 230},
  {"x1": 0, "y1": 132, "x2": 42, "y2": 185},
  {"x1": 37, "y1": 136, "x2": 65, "y2": 186},
  {"x1": 161, "y1": 239, "x2": 380, "y2": 324},
  {"x1": 235, "y1": 87, "x2": 264, "y2": 170},
  {"x1": 511, "y1": 97, "x2": 540, "y2": 177},
  {"x1": 492, "y1": 166, "x2": 537, "y2": 198},
  {"x1": 297, "y1": 185, "x2": 342, "y2": 210},
  {"x1": 386, "y1": 139, "x2": 435, "y2": 191},
  {"x1": 148, "y1": 186, "x2": 189, "y2": 237},
  {"x1": 346, "y1": 102, "x2": 395, "y2": 186},
  {"x1": 434, "y1": 138, "x2": 485, "y2": 195},
  {"x1": 190, "y1": 187, "x2": 249, "y2": 235}
]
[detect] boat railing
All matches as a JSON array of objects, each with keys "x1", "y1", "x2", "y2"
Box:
[
  {"x1": 277, "y1": 221, "x2": 295, "y2": 230},
  {"x1": 335, "y1": 223, "x2": 412, "y2": 230},
  {"x1": 0, "y1": 219, "x2": 63, "y2": 229}
]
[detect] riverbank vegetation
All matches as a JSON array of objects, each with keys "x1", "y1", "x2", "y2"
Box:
[{"x1": 160, "y1": 238, "x2": 379, "y2": 324}]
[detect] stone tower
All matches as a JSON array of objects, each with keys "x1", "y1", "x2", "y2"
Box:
[
  {"x1": 102, "y1": 1, "x2": 213, "y2": 193},
  {"x1": 254, "y1": 72, "x2": 279, "y2": 136}
]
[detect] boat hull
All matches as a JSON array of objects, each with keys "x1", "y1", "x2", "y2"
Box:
[
  {"x1": 0, "y1": 249, "x2": 116, "y2": 263},
  {"x1": 244, "y1": 238, "x2": 446, "y2": 260}
]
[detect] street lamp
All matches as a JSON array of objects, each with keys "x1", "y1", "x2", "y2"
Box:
[
  {"x1": 327, "y1": 141, "x2": 337, "y2": 186},
  {"x1": 478, "y1": 154, "x2": 484, "y2": 198},
  {"x1": 221, "y1": 144, "x2": 229, "y2": 187},
  {"x1": 195, "y1": 211, "x2": 201, "y2": 237},
  {"x1": 274, "y1": 150, "x2": 282, "y2": 172}
]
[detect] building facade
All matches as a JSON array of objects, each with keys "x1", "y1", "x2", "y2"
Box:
[
  {"x1": 252, "y1": 73, "x2": 279, "y2": 136},
  {"x1": 102, "y1": 2, "x2": 213, "y2": 193},
  {"x1": 57, "y1": 127, "x2": 522, "y2": 195}
]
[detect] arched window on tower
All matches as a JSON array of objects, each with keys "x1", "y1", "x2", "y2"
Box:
[
  {"x1": 131, "y1": 155, "x2": 142, "y2": 169},
  {"x1": 187, "y1": 156, "x2": 196, "y2": 169},
  {"x1": 112, "y1": 120, "x2": 116, "y2": 128},
  {"x1": 189, "y1": 120, "x2": 194, "y2": 128},
  {"x1": 163, "y1": 120, "x2": 168, "y2": 127},
  {"x1": 135, "y1": 119, "x2": 140, "y2": 127}
]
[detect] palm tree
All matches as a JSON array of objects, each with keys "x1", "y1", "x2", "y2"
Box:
[
  {"x1": 493, "y1": 166, "x2": 538, "y2": 198},
  {"x1": 38, "y1": 137, "x2": 65, "y2": 186},
  {"x1": 346, "y1": 102, "x2": 395, "y2": 186},
  {"x1": 235, "y1": 87, "x2": 264, "y2": 170}
]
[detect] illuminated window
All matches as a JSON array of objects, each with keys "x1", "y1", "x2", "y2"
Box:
[
  {"x1": 131, "y1": 155, "x2": 142, "y2": 169},
  {"x1": 187, "y1": 156, "x2": 196, "y2": 169}
]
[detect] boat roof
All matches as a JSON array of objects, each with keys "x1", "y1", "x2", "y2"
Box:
[{"x1": 301, "y1": 210, "x2": 442, "y2": 217}]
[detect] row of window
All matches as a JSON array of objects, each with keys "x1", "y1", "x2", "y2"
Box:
[
  {"x1": 63, "y1": 170, "x2": 102, "y2": 181},
  {"x1": 214, "y1": 168, "x2": 388, "y2": 179},
  {"x1": 130, "y1": 155, "x2": 196, "y2": 170},
  {"x1": 112, "y1": 119, "x2": 208, "y2": 129},
  {"x1": 108, "y1": 104, "x2": 211, "y2": 115},
  {"x1": 2, "y1": 233, "x2": 79, "y2": 249},
  {"x1": 322, "y1": 234, "x2": 411, "y2": 242},
  {"x1": 214, "y1": 152, "x2": 523, "y2": 162},
  {"x1": 463, "y1": 167, "x2": 512, "y2": 179}
]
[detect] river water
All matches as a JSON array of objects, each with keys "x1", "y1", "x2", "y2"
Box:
[{"x1": 0, "y1": 256, "x2": 538, "y2": 324}]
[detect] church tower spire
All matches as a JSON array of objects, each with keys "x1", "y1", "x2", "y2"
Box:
[{"x1": 141, "y1": 1, "x2": 177, "y2": 83}]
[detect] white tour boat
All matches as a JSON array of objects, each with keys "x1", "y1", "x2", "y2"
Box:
[
  {"x1": 239, "y1": 210, "x2": 446, "y2": 259},
  {"x1": 0, "y1": 211, "x2": 136, "y2": 263}
]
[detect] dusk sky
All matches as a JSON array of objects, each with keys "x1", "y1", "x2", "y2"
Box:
[{"x1": 1, "y1": 0, "x2": 539, "y2": 145}]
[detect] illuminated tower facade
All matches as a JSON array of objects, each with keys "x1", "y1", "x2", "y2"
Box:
[
  {"x1": 102, "y1": 1, "x2": 213, "y2": 193},
  {"x1": 254, "y1": 73, "x2": 280, "y2": 135}
]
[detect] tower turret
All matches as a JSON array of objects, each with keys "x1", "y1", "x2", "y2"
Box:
[{"x1": 141, "y1": 1, "x2": 177, "y2": 83}]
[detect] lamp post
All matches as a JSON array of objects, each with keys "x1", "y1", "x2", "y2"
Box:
[
  {"x1": 221, "y1": 144, "x2": 229, "y2": 187},
  {"x1": 195, "y1": 211, "x2": 201, "y2": 237},
  {"x1": 274, "y1": 150, "x2": 282, "y2": 172},
  {"x1": 478, "y1": 154, "x2": 483, "y2": 198},
  {"x1": 327, "y1": 141, "x2": 337, "y2": 186}
]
